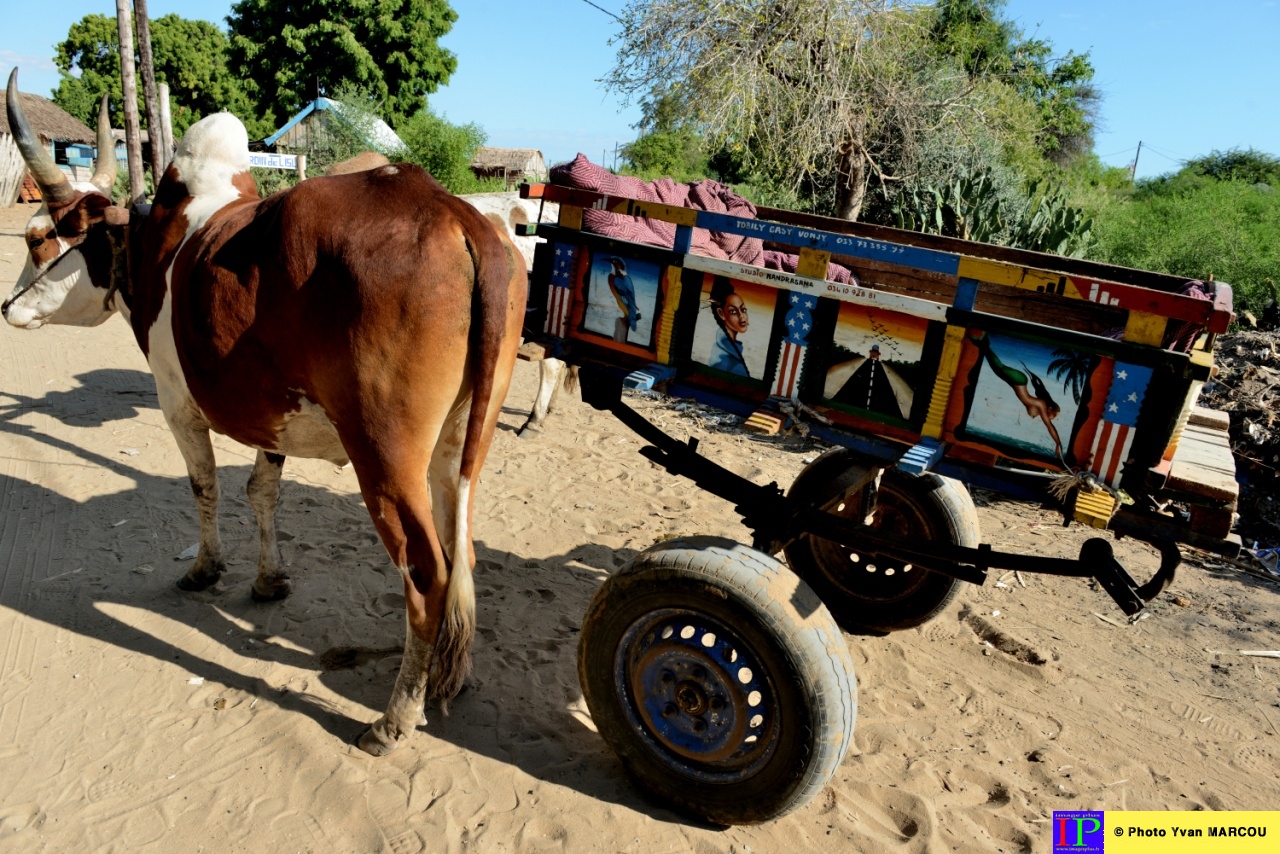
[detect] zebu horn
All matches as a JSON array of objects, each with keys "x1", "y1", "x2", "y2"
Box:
[
  {"x1": 6, "y1": 68, "x2": 75, "y2": 205},
  {"x1": 89, "y1": 93, "x2": 117, "y2": 194}
]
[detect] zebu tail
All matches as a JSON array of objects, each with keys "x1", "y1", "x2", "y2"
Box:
[{"x1": 431, "y1": 209, "x2": 522, "y2": 704}]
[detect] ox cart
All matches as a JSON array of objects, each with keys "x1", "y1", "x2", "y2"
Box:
[{"x1": 514, "y1": 180, "x2": 1238, "y2": 825}]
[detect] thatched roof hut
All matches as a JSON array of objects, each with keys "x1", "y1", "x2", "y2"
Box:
[
  {"x1": 470, "y1": 148, "x2": 547, "y2": 188},
  {"x1": 1, "y1": 91, "x2": 97, "y2": 206}
]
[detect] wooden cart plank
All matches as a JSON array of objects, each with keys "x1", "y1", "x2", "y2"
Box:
[{"x1": 1166, "y1": 422, "x2": 1239, "y2": 504}]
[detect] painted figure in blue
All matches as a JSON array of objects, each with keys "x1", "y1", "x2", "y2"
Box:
[
  {"x1": 607, "y1": 257, "x2": 641, "y2": 332},
  {"x1": 708, "y1": 277, "x2": 750, "y2": 377}
]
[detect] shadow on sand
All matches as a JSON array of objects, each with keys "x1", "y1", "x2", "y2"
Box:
[{"x1": 0, "y1": 368, "x2": 717, "y2": 825}]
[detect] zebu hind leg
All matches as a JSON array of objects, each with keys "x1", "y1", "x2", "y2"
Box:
[
  {"x1": 426, "y1": 395, "x2": 479, "y2": 703},
  {"x1": 247, "y1": 450, "x2": 291, "y2": 601},
  {"x1": 349, "y1": 446, "x2": 455, "y2": 756}
]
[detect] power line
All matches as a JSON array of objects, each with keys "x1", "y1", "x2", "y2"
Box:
[
  {"x1": 1140, "y1": 141, "x2": 1190, "y2": 161},
  {"x1": 1143, "y1": 148, "x2": 1185, "y2": 164},
  {"x1": 580, "y1": 0, "x2": 622, "y2": 22}
]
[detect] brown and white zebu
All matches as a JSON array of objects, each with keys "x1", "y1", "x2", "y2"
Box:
[
  {"x1": 325, "y1": 162, "x2": 579, "y2": 435},
  {"x1": 458, "y1": 191, "x2": 578, "y2": 435},
  {"x1": 1, "y1": 71, "x2": 527, "y2": 755}
]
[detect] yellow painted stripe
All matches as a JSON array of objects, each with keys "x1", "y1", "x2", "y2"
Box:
[
  {"x1": 744, "y1": 410, "x2": 784, "y2": 435},
  {"x1": 1122, "y1": 310, "x2": 1167, "y2": 346},
  {"x1": 655, "y1": 266, "x2": 683, "y2": 364},
  {"x1": 1073, "y1": 491, "x2": 1117, "y2": 529},
  {"x1": 558, "y1": 204, "x2": 583, "y2": 230},
  {"x1": 796, "y1": 247, "x2": 831, "y2": 280},
  {"x1": 604, "y1": 198, "x2": 699, "y2": 227},
  {"x1": 957, "y1": 257, "x2": 1083, "y2": 299},
  {"x1": 922, "y1": 326, "x2": 966, "y2": 439}
]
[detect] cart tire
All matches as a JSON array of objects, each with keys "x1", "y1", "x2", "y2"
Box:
[
  {"x1": 578, "y1": 536, "x2": 857, "y2": 825},
  {"x1": 785, "y1": 448, "x2": 980, "y2": 633}
]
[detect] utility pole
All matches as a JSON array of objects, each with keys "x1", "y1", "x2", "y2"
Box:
[
  {"x1": 115, "y1": 0, "x2": 145, "y2": 205},
  {"x1": 135, "y1": 0, "x2": 165, "y2": 185},
  {"x1": 1130, "y1": 140, "x2": 1143, "y2": 182}
]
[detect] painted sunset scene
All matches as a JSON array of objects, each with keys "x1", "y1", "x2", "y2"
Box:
[{"x1": 823, "y1": 303, "x2": 928, "y2": 421}]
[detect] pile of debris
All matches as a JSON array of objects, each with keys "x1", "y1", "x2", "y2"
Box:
[{"x1": 1200, "y1": 330, "x2": 1280, "y2": 544}]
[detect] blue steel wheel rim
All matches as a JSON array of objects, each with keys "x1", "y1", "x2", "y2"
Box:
[{"x1": 614, "y1": 607, "x2": 780, "y2": 782}]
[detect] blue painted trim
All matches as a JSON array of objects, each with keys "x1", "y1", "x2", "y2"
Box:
[
  {"x1": 623, "y1": 371, "x2": 657, "y2": 390},
  {"x1": 954, "y1": 277, "x2": 980, "y2": 311},
  {"x1": 695, "y1": 210, "x2": 961, "y2": 276},
  {"x1": 263, "y1": 99, "x2": 329, "y2": 147},
  {"x1": 898, "y1": 438, "x2": 945, "y2": 474},
  {"x1": 623, "y1": 365, "x2": 674, "y2": 390},
  {"x1": 673, "y1": 224, "x2": 693, "y2": 254}
]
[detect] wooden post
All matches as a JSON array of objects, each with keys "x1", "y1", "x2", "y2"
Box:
[
  {"x1": 296, "y1": 154, "x2": 307, "y2": 182},
  {"x1": 134, "y1": 0, "x2": 164, "y2": 185},
  {"x1": 114, "y1": 0, "x2": 145, "y2": 205},
  {"x1": 158, "y1": 82, "x2": 174, "y2": 171}
]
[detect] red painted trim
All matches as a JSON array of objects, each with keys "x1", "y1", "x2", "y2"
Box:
[
  {"x1": 1066, "y1": 275, "x2": 1225, "y2": 327},
  {"x1": 1210, "y1": 282, "x2": 1235, "y2": 333}
]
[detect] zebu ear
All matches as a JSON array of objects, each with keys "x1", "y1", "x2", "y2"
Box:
[
  {"x1": 104, "y1": 205, "x2": 131, "y2": 227},
  {"x1": 57, "y1": 191, "x2": 117, "y2": 236}
]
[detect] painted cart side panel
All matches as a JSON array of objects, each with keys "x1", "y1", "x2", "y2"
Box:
[
  {"x1": 522, "y1": 196, "x2": 1212, "y2": 493},
  {"x1": 524, "y1": 183, "x2": 1232, "y2": 333}
]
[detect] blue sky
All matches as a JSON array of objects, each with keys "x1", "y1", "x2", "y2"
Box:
[{"x1": 2, "y1": 1, "x2": 1276, "y2": 178}]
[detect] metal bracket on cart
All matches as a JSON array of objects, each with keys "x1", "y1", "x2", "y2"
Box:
[{"x1": 579, "y1": 366, "x2": 1180, "y2": 618}]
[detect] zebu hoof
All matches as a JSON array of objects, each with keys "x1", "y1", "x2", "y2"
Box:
[
  {"x1": 176, "y1": 564, "x2": 225, "y2": 592},
  {"x1": 357, "y1": 718, "x2": 408, "y2": 756},
  {"x1": 251, "y1": 574, "x2": 292, "y2": 602}
]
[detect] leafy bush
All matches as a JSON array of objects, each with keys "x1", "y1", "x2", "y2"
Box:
[
  {"x1": 394, "y1": 106, "x2": 504, "y2": 194},
  {"x1": 619, "y1": 126, "x2": 709, "y2": 183},
  {"x1": 890, "y1": 167, "x2": 1094, "y2": 256},
  {"x1": 1184, "y1": 149, "x2": 1280, "y2": 186},
  {"x1": 1093, "y1": 179, "x2": 1280, "y2": 315}
]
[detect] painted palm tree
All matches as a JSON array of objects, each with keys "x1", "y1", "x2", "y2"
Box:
[{"x1": 1047, "y1": 348, "x2": 1098, "y2": 405}]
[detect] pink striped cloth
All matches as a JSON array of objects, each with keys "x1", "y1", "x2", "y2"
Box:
[{"x1": 550, "y1": 154, "x2": 857, "y2": 285}]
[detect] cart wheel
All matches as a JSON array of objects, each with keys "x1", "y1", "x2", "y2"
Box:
[
  {"x1": 785, "y1": 448, "x2": 980, "y2": 633},
  {"x1": 578, "y1": 536, "x2": 856, "y2": 825}
]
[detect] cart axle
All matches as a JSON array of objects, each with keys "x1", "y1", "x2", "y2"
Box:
[{"x1": 580, "y1": 366, "x2": 1180, "y2": 618}]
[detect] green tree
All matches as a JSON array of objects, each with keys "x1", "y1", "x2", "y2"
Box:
[
  {"x1": 609, "y1": 0, "x2": 1097, "y2": 222},
  {"x1": 930, "y1": 0, "x2": 1099, "y2": 164},
  {"x1": 52, "y1": 13, "x2": 265, "y2": 139},
  {"x1": 394, "y1": 105, "x2": 502, "y2": 194},
  {"x1": 227, "y1": 0, "x2": 458, "y2": 131},
  {"x1": 610, "y1": 1, "x2": 994, "y2": 220},
  {"x1": 1047, "y1": 348, "x2": 1096, "y2": 404},
  {"x1": 1094, "y1": 175, "x2": 1280, "y2": 315},
  {"x1": 1183, "y1": 148, "x2": 1280, "y2": 186}
]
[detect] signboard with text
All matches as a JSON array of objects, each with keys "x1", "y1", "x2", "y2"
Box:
[{"x1": 248, "y1": 152, "x2": 298, "y2": 170}]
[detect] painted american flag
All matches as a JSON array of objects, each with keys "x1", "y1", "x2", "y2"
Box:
[
  {"x1": 1089, "y1": 361, "x2": 1153, "y2": 487},
  {"x1": 772, "y1": 293, "x2": 817, "y2": 399},
  {"x1": 544, "y1": 243, "x2": 576, "y2": 338}
]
